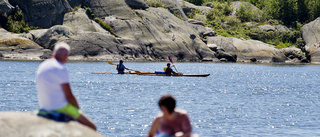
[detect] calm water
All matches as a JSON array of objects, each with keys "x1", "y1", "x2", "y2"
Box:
[{"x1": 1, "y1": 61, "x2": 320, "y2": 137}]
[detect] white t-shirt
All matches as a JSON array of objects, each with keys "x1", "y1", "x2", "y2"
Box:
[{"x1": 36, "y1": 58, "x2": 69, "y2": 111}]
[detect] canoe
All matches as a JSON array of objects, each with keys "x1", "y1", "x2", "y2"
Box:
[
  {"x1": 138, "y1": 73, "x2": 210, "y2": 77},
  {"x1": 91, "y1": 71, "x2": 153, "y2": 74},
  {"x1": 91, "y1": 72, "x2": 210, "y2": 77}
]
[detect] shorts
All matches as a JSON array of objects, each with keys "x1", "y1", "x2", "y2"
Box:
[{"x1": 54, "y1": 103, "x2": 82, "y2": 119}]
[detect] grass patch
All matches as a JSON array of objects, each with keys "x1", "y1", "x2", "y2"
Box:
[
  {"x1": 94, "y1": 17, "x2": 119, "y2": 37},
  {"x1": 145, "y1": 0, "x2": 166, "y2": 8},
  {"x1": 136, "y1": 11, "x2": 143, "y2": 18},
  {"x1": 84, "y1": 7, "x2": 119, "y2": 37}
]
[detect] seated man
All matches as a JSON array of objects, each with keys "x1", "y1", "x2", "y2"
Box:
[
  {"x1": 147, "y1": 95, "x2": 192, "y2": 137},
  {"x1": 36, "y1": 42, "x2": 96, "y2": 130},
  {"x1": 164, "y1": 63, "x2": 177, "y2": 75},
  {"x1": 117, "y1": 60, "x2": 131, "y2": 74}
]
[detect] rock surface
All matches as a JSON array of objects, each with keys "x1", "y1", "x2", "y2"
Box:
[
  {"x1": 0, "y1": 0, "x2": 316, "y2": 63},
  {"x1": 84, "y1": 0, "x2": 137, "y2": 20},
  {"x1": 301, "y1": 17, "x2": 320, "y2": 63},
  {"x1": 106, "y1": 8, "x2": 216, "y2": 61},
  {"x1": 0, "y1": 28, "x2": 51, "y2": 60},
  {"x1": 8, "y1": 0, "x2": 72, "y2": 28},
  {"x1": 0, "y1": 0, "x2": 14, "y2": 15},
  {"x1": 124, "y1": 0, "x2": 149, "y2": 10},
  {"x1": 0, "y1": 111, "x2": 106, "y2": 137},
  {"x1": 207, "y1": 36, "x2": 288, "y2": 63},
  {"x1": 159, "y1": 0, "x2": 188, "y2": 21},
  {"x1": 231, "y1": 1, "x2": 261, "y2": 16}
]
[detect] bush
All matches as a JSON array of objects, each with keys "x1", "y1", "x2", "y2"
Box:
[
  {"x1": 145, "y1": 0, "x2": 166, "y2": 8},
  {"x1": 1, "y1": 10, "x2": 38, "y2": 33},
  {"x1": 187, "y1": 9, "x2": 202, "y2": 19},
  {"x1": 236, "y1": 4, "x2": 254, "y2": 22}
]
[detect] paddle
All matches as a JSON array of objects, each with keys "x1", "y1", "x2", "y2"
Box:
[
  {"x1": 168, "y1": 56, "x2": 178, "y2": 72},
  {"x1": 107, "y1": 61, "x2": 142, "y2": 74}
]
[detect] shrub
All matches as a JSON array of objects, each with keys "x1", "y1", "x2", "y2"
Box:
[
  {"x1": 236, "y1": 4, "x2": 254, "y2": 22},
  {"x1": 187, "y1": 9, "x2": 202, "y2": 19},
  {"x1": 145, "y1": 0, "x2": 166, "y2": 8},
  {"x1": 1, "y1": 10, "x2": 38, "y2": 33},
  {"x1": 173, "y1": 10, "x2": 183, "y2": 20},
  {"x1": 274, "y1": 41, "x2": 294, "y2": 49}
]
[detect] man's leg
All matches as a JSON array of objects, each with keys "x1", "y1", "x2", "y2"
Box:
[{"x1": 77, "y1": 114, "x2": 97, "y2": 131}]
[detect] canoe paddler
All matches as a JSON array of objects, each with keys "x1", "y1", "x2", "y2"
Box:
[
  {"x1": 116, "y1": 60, "x2": 131, "y2": 74},
  {"x1": 164, "y1": 63, "x2": 177, "y2": 75}
]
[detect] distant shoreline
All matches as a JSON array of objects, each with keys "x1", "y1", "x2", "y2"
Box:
[{"x1": 1, "y1": 58, "x2": 318, "y2": 65}]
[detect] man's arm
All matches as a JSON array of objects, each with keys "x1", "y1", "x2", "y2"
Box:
[
  {"x1": 180, "y1": 114, "x2": 192, "y2": 137},
  {"x1": 61, "y1": 83, "x2": 80, "y2": 109},
  {"x1": 147, "y1": 117, "x2": 160, "y2": 137}
]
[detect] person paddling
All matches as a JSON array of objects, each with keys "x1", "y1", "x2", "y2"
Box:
[
  {"x1": 36, "y1": 42, "x2": 96, "y2": 131},
  {"x1": 116, "y1": 60, "x2": 131, "y2": 74},
  {"x1": 147, "y1": 94, "x2": 192, "y2": 137},
  {"x1": 164, "y1": 63, "x2": 177, "y2": 75}
]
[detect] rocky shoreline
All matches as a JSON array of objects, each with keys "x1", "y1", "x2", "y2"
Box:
[{"x1": 0, "y1": 0, "x2": 319, "y2": 64}]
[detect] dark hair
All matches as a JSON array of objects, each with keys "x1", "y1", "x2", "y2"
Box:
[
  {"x1": 120, "y1": 60, "x2": 123, "y2": 63},
  {"x1": 158, "y1": 94, "x2": 176, "y2": 114},
  {"x1": 167, "y1": 63, "x2": 170, "y2": 66}
]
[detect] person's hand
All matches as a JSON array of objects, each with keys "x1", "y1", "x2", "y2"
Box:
[
  {"x1": 127, "y1": 68, "x2": 132, "y2": 70},
  {"x1": 172, "y1": 64, "x2": 175, "y2": 67}
]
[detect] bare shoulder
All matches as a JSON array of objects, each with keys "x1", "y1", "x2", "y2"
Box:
[
  {"x1": 156, "y1": 112, "x2": 164, "y2": 118},
  {"x1": 175, "y1": 108, "x2": 188, "y2": 115}
]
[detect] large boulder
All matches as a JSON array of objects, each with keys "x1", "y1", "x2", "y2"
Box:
[
  {"x1": 0, "y1": 112, "x2": 106, "y2": 137},
  {"x1": 105, "y1": 7, "x2": 216, "y2": 61},
  {"x1": 8, "y1": 0, "x2": 72, "y2": 28},
  {"x1": 231, "y1": 1, "x2": 262, "y2": 16},
  {"x1": 207, "y1": 36, "x2": 287, "y2": 63},
  {"x1": 258, "y1": 24, "x2": 290, "y2": 32},
  {"x1": 0, "y1": 28, "x2": 51, "y2": 60},
  {"x1": 84, "y1": 0, "x2": 137, "y2": 20},
  {"x1": 159, "y1": 0, "x2": 188, "y2": 21},
  {"x1": 33, "y1": 24, "x2": 144, "y2": 61},
  {"x1": 177, "y1": 0, "x2": 211, "y2": 13},
  {"x1": 281, "y1": 46, "x2": 308, "y2": 63},
  {"x1": 124, "y1": 0, "x2": 149, "y2": 10},
  {"x1": 63, "y1": 8, "x2": 110, "y2": 34},
  {"x1": 301, "y1": 17, "x2": 320, "y2": 63}
]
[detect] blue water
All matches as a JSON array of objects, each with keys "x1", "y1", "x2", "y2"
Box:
[{"x1": 1, "y1": 61, "x2": 320, "y2": 137}]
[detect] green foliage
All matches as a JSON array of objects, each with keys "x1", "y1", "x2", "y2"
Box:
[
  {"x1": 236, "y1": 4, "x2": 253, "y2": 22},
  {"x1": 187, "y1": 9, "x2": 202, "y2": 19},
  {"x1": 246, "y1": 29, "x2": 301, "y2": 48},
  {"x1": 136, "y1": 11, "x2": 143, "y2": 18},
  {"x1": 72, "y1": 5, "x2": 81, "y2": 14},
  {"x1": 0, "y1": 10, "x2": 38, "y2": 33},
  {"x1": 83, "y1": 7, "x2": 119, "y2": 37},
  {"x1": 94, "y1": 17, "x2": 119, "y2": 37},
  {"x1": 84, "y1": 7, "x2": 95, "y2": 19},
  {"x1": 145, "y1": 0, "x2": 166, "y2": 8},
  {"x1": 274, "y1": 41, "x2": 294, "y2": 49},
  {"x1": 202, "y1": 0, "x2": 320, "y2": 25},
  {"x1": 173, "y1": 10, "x2": 183, "y2": 20}
]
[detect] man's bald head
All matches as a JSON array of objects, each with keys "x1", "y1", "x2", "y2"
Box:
[{"x1": 53, "y1": 42, "x2": 71, "y2": 64}]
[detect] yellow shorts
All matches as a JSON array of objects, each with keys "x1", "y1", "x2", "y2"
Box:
[{"x1": 54, "y1": 103, "x2": 82, "y2": 119}]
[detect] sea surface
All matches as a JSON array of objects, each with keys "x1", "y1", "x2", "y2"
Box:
[{"x1": 1, "y1": 61, "x2": 320, "y2": 137}]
